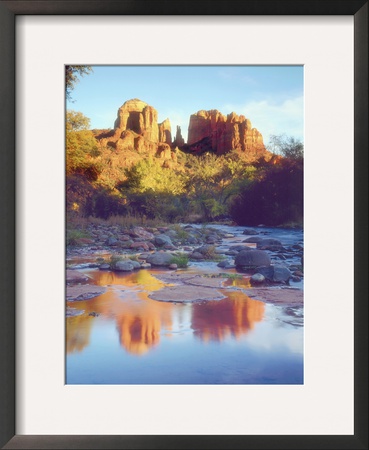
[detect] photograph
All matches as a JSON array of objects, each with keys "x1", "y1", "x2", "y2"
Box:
[
  {"x1": 65, "y1": 65, "x2": 304, "y2": 385},
  {"x1": 1, "y1": 1, "x2": 366, "y2": 447}
]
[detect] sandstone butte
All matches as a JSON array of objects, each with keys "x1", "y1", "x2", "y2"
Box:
[{"x1": 95, "y1": 98, "x2": 269, "y2": 160}]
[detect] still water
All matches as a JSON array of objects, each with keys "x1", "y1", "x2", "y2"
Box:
[{"x1": 66, "y1": 268, "x2": 303, "y2": 385}]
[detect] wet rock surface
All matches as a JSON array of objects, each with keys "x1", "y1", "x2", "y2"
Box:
[
  {"x1": 149, "y1": 285, "x2": 225, "y2": 303},
  {"x1": 247, "y1": 287, "x2": 303, "y2": 306},
  {"x1": 66, "y1": 223, "x2": 303, "y2": 308},
  {"x1": 67, "y1": 284, "x2": 107, "y2": 301},
  {"x1": 66, "y1": 269, "x2": 90, "y2": 283}
]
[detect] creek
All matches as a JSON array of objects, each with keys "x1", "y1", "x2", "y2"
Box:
[{"x1": 66, "y1": 225, "x2": 303, "y2": 384}]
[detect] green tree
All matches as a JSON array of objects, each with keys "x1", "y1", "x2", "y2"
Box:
[
  {"x1": 66, "y1": 111, "x2": 100, "y2": 178},
  {"x1": 184, "y1": 152, "x2": 256, "y2": 221},
  {"x1": 122, "y1": 158, "x2": 185, "y2": 195},
  {"x1": 230, "y1": 157, "x2": 303, "y2": 226},
  {"x1": 66, "y1": 65, "x2": 93, "y2": 100},
  {"x1": 268, "y1": 134, "x2": 304, "y2": 160},
  {"x1": 67, "y1": 110, "x2": 91, "y2": 132},
  {"x1": 118, "y1": 158, "x2": 189, "y2": 222}
]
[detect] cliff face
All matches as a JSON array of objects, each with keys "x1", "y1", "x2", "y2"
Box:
[
  {"x1": 96, "y1": 99, "x2": 268, "y2": 161},
  {"x1": 98, "y1": 99, "x2": 174, "y2": 161},
  {"x1": 158, "y1": 118, "x2": 172, "y2": 145},
  {"x1": 187, "y1": 109, "x2": 266, "y2": 156},
  {"x1": 173, "y1": 126, "x2": 185, "y2": 148},
  {"x1": 113, "y1": 98, "x2": 159, "y2": 142}
]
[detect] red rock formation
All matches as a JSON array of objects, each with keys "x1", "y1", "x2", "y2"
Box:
[
  {"x1": 96, "y1": 100, "x2": 268, "y2": 163},
  {"x1": 173, "y1": 125, "x2": 185, "y2": 148},
  {"x1": 114, "y1": 98, "x2": 159, "y2": 142},
  {"x1": 187, "y1": 109, "x2": 266, "y2": 156},
  {"x1": 158, "y1": 118, "x2": 172, "y2": 145},
  {"x1": 97, "y1": 99, "x2": 175, "y2": 162}
]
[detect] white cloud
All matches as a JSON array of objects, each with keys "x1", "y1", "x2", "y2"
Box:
[{"x1": 223, "y1": 95, "x2": 304, "y2": 146}]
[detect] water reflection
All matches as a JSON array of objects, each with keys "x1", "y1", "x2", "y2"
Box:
[
  {"x1": 191, "y1": 291, "x2": 264, "y2": 342},
  {"x1": 66, "y1": 314, "x2": 93, "y2": 353},
  {"x1": 67, "y1": 268, "x2": 267, "y2": 357},
  {"x1": 66, "y1": 271, "x2": 174, "y2": 355}
]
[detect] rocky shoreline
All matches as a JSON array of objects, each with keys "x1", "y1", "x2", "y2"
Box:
[{"x1": 66, "y1": 223, "x2": 303, "y2": 308}]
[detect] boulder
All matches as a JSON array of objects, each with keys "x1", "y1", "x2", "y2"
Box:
[
  {"x1": 190, "y1": 251, "x2": 205, "y2": 260},
  {"x1": 229, "y1": 244, "x2": 253, "y2": 252},
  {"x1": 131, "y1": 227, "x2": 155, "y2": 240},
  {"x1": 217, "y1": 260, "x2": 236, "y2": 269},
  {"x1": 130, "y1": 241, "x2": 149, "y2": 251},
  {"x1": 154, "y1": 234, "x2": 173, "y2": 247},
  {"x1": 256, "y1": 264, "x2": 292, "y2": 283},
  {"x1": 114, "y1": 260, "x2": 135, "y2": 271},
  {"x1": 243, "y1": 236, "x2": 264, "y2": 243},
  {"x1": 256, "y1": 238, "x2": 283, "y2": 248},
  {"x1": 243, "y1": 228, "x2": 259, "y2": 235},
  {"x1": 234, "y1": 249, "x2": 271, "y2": 270},
  {"x1": 250, "y1": 273, "x2": 265, "y2": 285},
  {"x1": 146, "y1": 252, "x2": 174, "y2": 266},
  {"x1": 105, "y1": 237, "x2": 118, "y2": 246},
  {"x1": 128, "y1": 260, "x2": 141, "y2": 269}
]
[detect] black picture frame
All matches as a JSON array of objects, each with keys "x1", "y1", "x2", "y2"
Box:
[{"x1": 0, "y1": 1, "x2": 367, "y2": 449}]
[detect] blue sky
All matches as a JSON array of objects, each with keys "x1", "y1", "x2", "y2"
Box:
[{"x1": 67, "y1": 65, "x2": 303, "y2": 147}]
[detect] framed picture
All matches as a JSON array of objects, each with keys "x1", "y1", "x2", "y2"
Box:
[{"x1": 1, "y1": 1, "x2": 367, "y2": 449}]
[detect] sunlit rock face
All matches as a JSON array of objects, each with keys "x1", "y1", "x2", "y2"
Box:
[
  {"x1": 187, "y1": 109, "x2": 267, "y2": 157},
  {"x1": 96, "y1": 100, "x2": 268, "y2": 162},
  {"x1": 98, "y1": 99, "x2": 175, "y2": 162},
  {"x1": 114, "y1": 98, "x2": 160, "y2": 143},
  {"x1": 158, "y1": 118, "x2": 172, "y2": 145}
]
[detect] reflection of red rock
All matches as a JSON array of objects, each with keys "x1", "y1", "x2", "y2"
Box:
[
  {"x1": 187, "y1": 109, "x2": 267, "y2": 157},
  {"x1": 66, "y1": 271, "x2": 174, "y2": 355},
  {"x1": 66, "y1": 314, "x2": 93, "y2": 354},
  {"x1": 191, "y1": 291, "x2": 265, "y2": 342},
  {"x1": 66, "y1": 270, "x2": 265, "y2": 356},
  {"x1": 116, "y1": 314, "x2": 161, "y2": 355}
]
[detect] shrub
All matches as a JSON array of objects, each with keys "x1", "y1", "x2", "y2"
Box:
[
  {"x1": 169, "y1": 253, "x2": 189, "y2": 268},
  {"x1": 109, "y1": 255, "x2": 124, "y2": 269},
  {"x1": 230, "y1": 159, "x2": 303, "y2": 226},
  {"x1": 66, "y1": 228, "x2": 90, "y2": 246},
  {"x1": 170, "y1": 224, "x2": 190, "y2": 241}
]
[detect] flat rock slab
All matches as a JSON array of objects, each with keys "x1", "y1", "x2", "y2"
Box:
[
  {"x1": 66, "y1": 307, "x2": 85, "y2": 317},
  {"x1": 152, "y1": 273, "x2": 225, "y2": 288},
  {"x1": 153, "y1": 273, "x2": 198, "y2": 283},
  {"x1": 67, "y1": 284, "x2": 106, "y2": 301},
  {"x1": 66, "y1": 269, "x2": 90, "y2": 283},
  {"x1": 149, "y1": 285, "x2": 225, "y2": 303},
  {"x1": 184, "y1": 275, "x2": 225, "y2": 288},
  {"x1": 246, "y1": 287, "x2": 303, "y2": 306}
]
